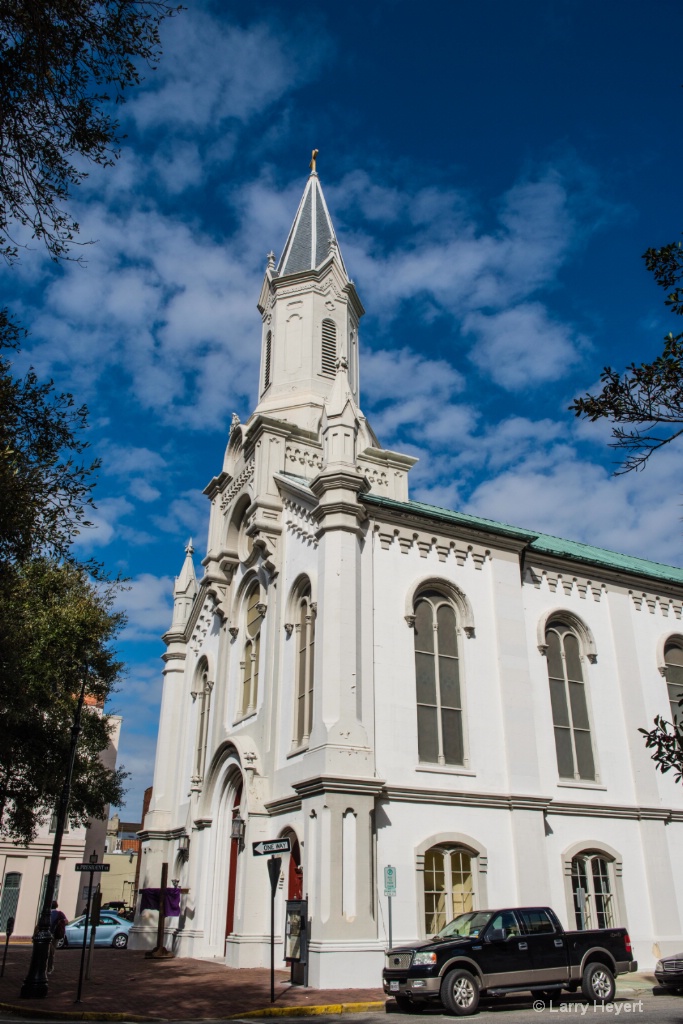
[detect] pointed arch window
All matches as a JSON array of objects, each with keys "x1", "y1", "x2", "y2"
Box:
[
  {"x1": 263, "y1": 330, "x2": 272, "y2": 392},
  {"x1": 194, "y1": 664, "x2": 212, "y2": 781},
  {"x1": 294, "y1": 585, "x2": 315, "y2": 748},
  {"x1": 414, "y1": 590, "x2": 464, "y2": 766},
  {"x1": 241, "y1": 587, "x2": 263, "y2": 717},
  {"x1": 664, "y1": 640, "x2": 683, "y2": 728},
  {"x1": 321, "y1": 319, "x2": 336, "y2": 376},
  {"x1": 546, "y1": 621, "x2": 595, "y2": 781}
]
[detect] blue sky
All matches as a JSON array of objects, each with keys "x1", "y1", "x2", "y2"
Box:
[{"x1": 4, "y1": 0, "x2": 683, "y2": 817}]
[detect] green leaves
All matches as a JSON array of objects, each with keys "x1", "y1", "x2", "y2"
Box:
[
  {"x1": 0, "y1": 559, "x2": 127, "y2": 845},
  {"x1": 569, "y1": 234, "x2": 683, "y2": 474},
  {"x1": 639, "y1": 714, "x2": 683, "y2": 785},
  {"x1": 0, "y1": 310, "x2": 99, "y2": 564},
  {"x1": 0, "y1": 0, "x2": 181, "y2": 262}
]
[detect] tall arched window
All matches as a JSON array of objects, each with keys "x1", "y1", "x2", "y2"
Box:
[
  {"x1": 414, "y1": 590, "x2": 464, "y2": 765},
  {"x1": 194, "y1": 664, "x2": 212, "y2": 782},
  {"x1": 571, "y1": 852, "x2": 615, "y2": 929},
  {"x1": 241, "y1": 587, "x2": 263, "y2": 717},
  {"x1": 321, "y1": 319, "x2": 336, "y2": 376},
  {"x1": 664, "y1": 640, "x2": 683, "y2": 728},
  {"x1": 263, "y1": 330, "x2": 272, "y2": 392},
  {"x1": 423, "y1": 845, "x2": 475, "y2": 935},
  {"x1": 294, "y1": 586, "x2": 315, "y2": 748},
  {"x1": 0, "y1": 872, "x2": 22, "y2": 932},
  {"x1": 546, "y1": 621, "x2": 595, "y2": 781}
]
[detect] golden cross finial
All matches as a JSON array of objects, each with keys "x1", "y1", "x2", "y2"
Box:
[{"x1": 309, "y1": 148, "x2": 319, "y2": 174}]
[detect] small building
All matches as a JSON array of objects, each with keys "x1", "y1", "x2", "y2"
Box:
[{"x1": 132, "y1": 162, "x2": 683, "y2": 987}]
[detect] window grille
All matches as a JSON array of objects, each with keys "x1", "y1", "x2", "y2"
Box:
[
  {"x1": 546, "y1": 622, "x2": 595, "y2": 781},
  {"x1": 414, "y1": 591, "x2": 464, "y2": 765}
]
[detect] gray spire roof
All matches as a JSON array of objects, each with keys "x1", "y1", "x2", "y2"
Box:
[{"x1": 277, "y1": 172, "x2": 347, "y2": 278}]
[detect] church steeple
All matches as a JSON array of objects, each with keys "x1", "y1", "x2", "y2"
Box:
[
  {"x1": 169, "y1": 539, "x2": 197, "y2": 632},
  {"x1": 277, "y1": 160, "x2": 348, "y2": 279},
  {"x1": 254, "y1": 153, "x2": 364, "y2": 434}
]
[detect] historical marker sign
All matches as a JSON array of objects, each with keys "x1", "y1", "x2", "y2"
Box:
[{"x1": 252, "y1": 838, "x2": 291, "y2": 856}]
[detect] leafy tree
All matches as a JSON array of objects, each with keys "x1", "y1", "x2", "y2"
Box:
[
  {"x1": 0, "y1": 0, "x2": 180, "y2": 262},
  {"x1": 639, "y1": 714, "x2": 683, "y2": 785},
  {"x1": 0, "y1": 310, "x2": 98, "y2": 565},
  {"x1": 0, "y1": 558, "x2": 127, "y2": 844},
  {"x1": 570, "y1": 240, "x2": 683, "y2": 474}
]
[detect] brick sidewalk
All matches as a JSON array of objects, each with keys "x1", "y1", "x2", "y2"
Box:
[{"x1": 0, "y1": 947, "x2": 385, "y2": 1020}]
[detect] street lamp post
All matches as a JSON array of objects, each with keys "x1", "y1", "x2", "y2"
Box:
[{"x1": 20, "y1": 669, "x2": 91, "y2": 999}]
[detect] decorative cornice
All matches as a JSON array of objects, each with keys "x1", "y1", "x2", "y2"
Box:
[
  {"x1": 292, "y1": 775, "x2": 386, "y2": 799},
  {"x1": 264, "y1": 795, "x2": 303, "y2": 816},
  {"x1": 381, "y1": 785, "x2": 683, "y2": 822},
  {"x1": 220, "y1": 460, "x2": 255, "y2": 512}
]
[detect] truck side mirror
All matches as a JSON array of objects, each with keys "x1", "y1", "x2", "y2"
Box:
[{"x1": 486, "y1": 928, "x2": 506, "y2": 943}]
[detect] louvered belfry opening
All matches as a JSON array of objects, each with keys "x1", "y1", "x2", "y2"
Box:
[
  {"x1": 321, "y1": 319, "x2": 337, "y2": 376},
  {"x1": 263, "y1": 330, "x2": 272, "y2": 391}
]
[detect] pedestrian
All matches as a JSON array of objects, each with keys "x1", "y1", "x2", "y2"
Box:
[{"x1": 48, "y1": 900, "x2": 68, "y2": 975}]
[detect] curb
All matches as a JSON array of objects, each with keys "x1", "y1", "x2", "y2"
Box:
[
  {"x1": 229, "y1": 1004, "x2": 386, "y2": 1019},
  {"x1": 0, "y1": 1003, "x2": 163, "y2": 1022},
  {"x1": 0, "y1": 1001, "x2": 386, "y2": 1022}
]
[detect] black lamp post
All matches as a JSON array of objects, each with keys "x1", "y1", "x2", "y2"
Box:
[{"x1": 20, "y1": 669, "x2": 90, "y2": 999}]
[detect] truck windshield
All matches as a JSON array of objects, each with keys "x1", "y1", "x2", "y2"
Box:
[{"x1": 437, "y1": 912, "x2": 493, "y2": 938}]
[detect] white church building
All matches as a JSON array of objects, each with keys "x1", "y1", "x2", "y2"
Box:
[{"x1": 132, "y1": 162, "x2": 683, "y2": 988}]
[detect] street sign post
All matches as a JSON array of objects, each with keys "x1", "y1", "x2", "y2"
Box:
[
  {"x1": 252, "y1": 838, "x2": 291, "y2": 856},
  {"x1": 252, "y1": 839, "x2": 290, "y2": 1003},
  {"x1": 384, "y1": 866, "x2": 396, "y2": 950}
]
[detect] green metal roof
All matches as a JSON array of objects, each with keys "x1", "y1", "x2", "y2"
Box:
[{"x1": 362, "y1": 492, "x2": 683, "y2": 588}]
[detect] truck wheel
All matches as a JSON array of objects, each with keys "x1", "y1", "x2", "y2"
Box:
[
  {"x1": 441, "y1": 969, "x2": 480, "y2": 1016},
  {"x1": 581, "y1": 963, "x2": 615, "y2": 1003},
  {"x1": 394, "y1": 995, "x2": 425, "y2": 1014}
]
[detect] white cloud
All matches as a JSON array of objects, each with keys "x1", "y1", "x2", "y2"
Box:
[
  {"x1": 464, "y1": 303, "x2": 586, "y2": 389},
  {"x1": 151, "y1": 489, "x2": 209, "y2": 539},
  {"x1": 117, "y1": 573, "x2": 175, "y2": 641},
  {"x1": 129, "y1": 14, "x2": 326, "y2": 134},
  {"x1": 464, "y1": 442, "x2": 683, "y2": 565},
  {"x1": 73, "y1": 496, "x2": 135, "y2": 550}
]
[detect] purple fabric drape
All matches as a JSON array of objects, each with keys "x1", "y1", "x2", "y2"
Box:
[{"x1": 140, "y1": 887, "x2": 181, "y2": 917}]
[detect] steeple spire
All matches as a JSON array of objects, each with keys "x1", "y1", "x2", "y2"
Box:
[
  {"x1": 277, "y1": 151, "x2": 348, "y2": 278},
  {"x1": 169, "y1": 538, "x2": 197, "y2": 632}
]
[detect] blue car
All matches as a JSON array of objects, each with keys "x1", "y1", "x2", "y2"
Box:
[{"x1": 61, "y1": 912, "x2": 132, "y2": 949}]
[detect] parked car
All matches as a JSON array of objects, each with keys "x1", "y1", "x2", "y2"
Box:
[
  {"x1": 59, "y1": 912, "x2": 132, "y2": 950},
  {"x1": 383, "y1": 906, "x2": 637, "y2": 1016},
  {"x1": 655, "y1": 953, "x2": 683, "y2": 993}
]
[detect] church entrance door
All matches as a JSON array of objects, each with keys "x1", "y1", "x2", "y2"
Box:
[{"x1": 225, "y1": 780, "x2": 243, "y2": 940}]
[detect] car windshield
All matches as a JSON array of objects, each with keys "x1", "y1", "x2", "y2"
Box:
[{"x1": 437, "y1": 912, "x2": 493, "y2": 939}]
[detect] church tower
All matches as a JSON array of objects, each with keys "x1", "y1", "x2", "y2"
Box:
[
  {"x1": 133, "y1": 154, "x2": 415, "y2": 986},
  {"x1": 254, "y1": 152, "x2": 363, "y2": 434}
]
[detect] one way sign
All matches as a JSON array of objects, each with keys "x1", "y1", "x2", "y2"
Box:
[{"x1": 252, "y1": 838, "x2": 291, "y2": 856}]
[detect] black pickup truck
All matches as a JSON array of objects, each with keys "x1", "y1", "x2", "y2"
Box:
[{"x1": 383, "y1": 906, "x2": 637, "y2": 1016}]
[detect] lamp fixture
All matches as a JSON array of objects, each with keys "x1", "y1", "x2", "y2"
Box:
[{"x1": 230, "y1": 815, "x2": 245, "y2": 841}]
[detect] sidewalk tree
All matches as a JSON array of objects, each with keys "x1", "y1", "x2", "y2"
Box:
[
  {"x1": 0, "y1": 0, "x2": 180, "y2": 262},
  {"x1": 570, "y1": 239, "x2": 683, "y2": 475},
  {"x1": 0, "y1": 558, "x2": 127, "y2": 845}
]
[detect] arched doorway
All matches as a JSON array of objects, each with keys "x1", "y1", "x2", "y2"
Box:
[
  {"x1": 224, "y1": 779, "x2": 243, "y2": 940},
  {"x1": 288, "y1": 835, "x2": 303, "y2": 899}
]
